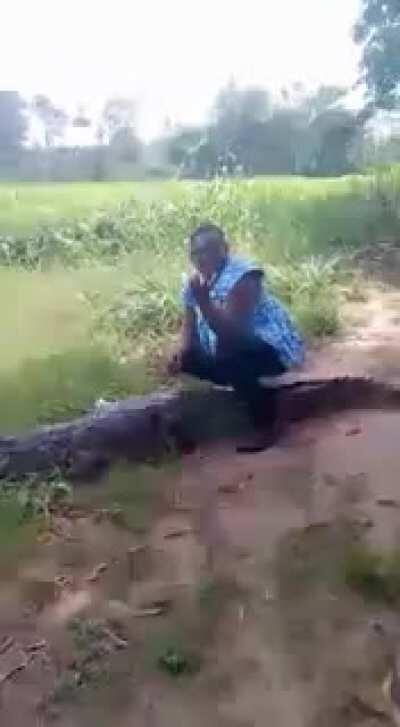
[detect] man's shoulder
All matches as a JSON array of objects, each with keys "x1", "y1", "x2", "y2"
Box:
[{"x1": 222, "y1": 256, "x2": 264, "y2": 285}]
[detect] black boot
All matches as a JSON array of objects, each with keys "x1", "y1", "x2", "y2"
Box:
[{"x1": 236, "y1": 387, "x2": 283, "y2": 454}]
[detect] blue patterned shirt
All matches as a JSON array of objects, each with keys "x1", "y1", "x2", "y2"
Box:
[{"x1": 182, "y1": 256, "x2": 304, "y2": 369}]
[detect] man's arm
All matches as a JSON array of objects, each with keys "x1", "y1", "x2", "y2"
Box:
[
  {"x1": 190, "y1": 272, "x2": 261, "y2": 340},
  {"x1": 168, "y1": 307, "x2": 197, "y2": 375},
  {"x1": 181, "y1": 307, "x2": 197, "y2": 350}
]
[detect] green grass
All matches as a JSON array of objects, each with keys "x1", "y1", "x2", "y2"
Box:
[
  {"x1": 1, "y1": 174, "x2": 399, "y2": 269},
  {"x1": 0, "y1": 347, "x2": 152, "y2": 434},
  {"x1": 0, "y1": 174, "x2": 396, "y2": 249},
  {"x1": 0, "y1": 262, "x2": 158, "y2": 434},
  {"x1": 0, "y1": 181, "x2": 180, "y2": 235},
  {"x1": 0, "y1": 489, "x2": 43, "y2": 574}
]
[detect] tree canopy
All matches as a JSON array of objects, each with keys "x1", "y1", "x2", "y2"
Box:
[
  {"x1": 354, "y1": 0, "x2": 400, "y2": 109},
  {"x1": 0, "y1": 91, "x2": 27, "y2": 150},
  {"x1": 101, "y1": 97, "x2": 136, "y2": 144},
  {"x1": 174, "y1": 82, "x2": 362, "y2": 178},
  {"x1": 32, "y1": 95, "x2": 69, "y2": 147}
]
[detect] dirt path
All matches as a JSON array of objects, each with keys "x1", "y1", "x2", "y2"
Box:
[{"x1": 2, "y1": 283, "x2": 400, "y2": 726}]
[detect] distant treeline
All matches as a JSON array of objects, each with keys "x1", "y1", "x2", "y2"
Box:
[
  {"x1": 0, "y1": 147, "x2": 169, "y2": 183},
  {"x1": 1, "y1": 81, "x2": 400, "y2": 182}
]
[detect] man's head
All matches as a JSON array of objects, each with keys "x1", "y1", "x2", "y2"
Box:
[{"x1": 189, "y1": 223, "x2": 228, "y2": 280}]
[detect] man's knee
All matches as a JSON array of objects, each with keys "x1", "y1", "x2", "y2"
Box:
[{"x1": 181, "y1": 348, "x2": 229, "y2": 386}]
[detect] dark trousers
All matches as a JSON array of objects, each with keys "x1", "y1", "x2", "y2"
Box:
[{"x1": 181, "y1": 336, "x2": 286, "y2": 428}]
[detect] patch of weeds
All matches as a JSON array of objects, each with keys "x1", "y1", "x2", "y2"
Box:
[
  {"x1": 69, "y1": 617, "x2": 109, "y2": 653},
  {"x1": 51, "y1": 618, "x2": 127, "y2": 704},
  {"x1": 0, "y1": 471, "x2": 72, "y2": 568},
  {"x1": 295, "y1": 296, "x2": 340, "y2": 337},
  {"x1": 143, "y1": 623, "x2": 202, "y2": 679},
  {"x1": 15, "y1": 471, "x2": 72, "y2": 521},
  {"x1": 52, "y1": 660, "x2": 112, "y2": 705},
  {"x1": 343, "y1": 544, "x2": 400, "y2": 603},
  {"x1": 158, "y1": 644, "x2": 201, "y2": 677},
  {"x1": 88, "y1": 272, "x2": 182, "y2": 358},
  {"x1": 52, "y1": 670, "x2": 82, "y2": 704}
]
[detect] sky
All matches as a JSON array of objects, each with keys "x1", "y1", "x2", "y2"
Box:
[{"x1": 1, "y1": 0, "x2": 362, "y2": 141}]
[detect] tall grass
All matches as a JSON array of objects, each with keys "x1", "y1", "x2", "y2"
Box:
[
  {"x1": 1, "y1": 174, "x2": 399, "y2": 268},
  {"x1": 268, "y1": 256, "x2": 343, "y2": 337}
]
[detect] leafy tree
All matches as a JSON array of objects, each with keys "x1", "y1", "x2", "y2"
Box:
[
  {"x1": 109, "y1": 126, "x2": 142, "y2": 162},
  {"x1": 301, "y1": 85, "x2": 347, "y2": 119},
  {"x1": 308, "y1": 108, "x2": 361, "y2": 175},
  {"x1": 275, "y1": 85, "x2": 362, "y2": 175},
  {"x1": 172, "y1": 82, "x2": 363, "y2": 178},
  {"x1": 0, "y1": 91, "x2": 27, "y2": 150},
  {"x1": 32, "y1": 95, "x2": 68, "y2": 146},
  {"x1": 212, "y1": 80, "x2": 271, "y2": 159},
  {"x1": 354, "y1": 0, "x2": 400, "y2": 108},
  {"x1": 167, "y1": 125, "x2": 204, "y2": 166},
  {"x1": 101, "y1": 97, "x2": 136, "y2": 143}
]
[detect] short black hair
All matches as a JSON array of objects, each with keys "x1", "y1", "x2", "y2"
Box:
[{"x1": 189, "y1": 223, "x2": 225, "y2": 246}]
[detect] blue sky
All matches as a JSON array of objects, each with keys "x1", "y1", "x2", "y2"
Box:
[{"x1": 1, "y1": 0, "x2": 362, "y2": 139}]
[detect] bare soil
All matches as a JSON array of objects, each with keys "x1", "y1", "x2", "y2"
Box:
[{"x1": 3, "y1": 280, "x2": 400, "y2": 726}]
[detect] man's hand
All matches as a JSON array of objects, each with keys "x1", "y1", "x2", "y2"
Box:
[
  {"x1": 167, "y1": 349, "x2": 184, "y2": 376},
  {"x1": 167, "y1": 309, "x2": 197, "y2": 377},
  {"x1": 167, "y1": 347, "x2": 192, "y2": 376},
  {"x1": 189, "y1": 274, "x2": 210, "y2": 308}
]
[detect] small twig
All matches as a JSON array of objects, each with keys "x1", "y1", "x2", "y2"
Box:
[
  {"x1": 304, "y1": 521, "x2": 330, "y2": 532},
  {"x1": 218, "y1": 482, "x2": 240, "y2": 494},
  {"x1": 0, "y1": 636, "x2": 14, "y2": 655},
  {"x1": 132, "y1": 607, "x2": 165, "y2": 617},
  {"x1": 346, "y1": 426, "x2": 362, "y2": 437},
  {"x1": 102, "y1": 627, "x2": 128, "y2": 650},
  {"x1": 345, "y1": 693, "x2": 390, "y2": 722},
  {"x1": 85, "y1": 562, "x2": 108, "y2": 583},
  {"x1": 25, "y1": 640, "x2": 48, "y2": 654},
  {"x1": 164, "y1": 527, "x2": 198, "y2": 539},
  {"x1": 0, "y1": 654, "x2": 33, "y2": 686},
  {"x1": 377, "y1": 498, "x2": 400, "y2": 509}
]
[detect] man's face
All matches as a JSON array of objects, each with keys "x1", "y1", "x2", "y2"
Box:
[{"x1": 189, "y1": 234, "x2": 226, "y2": 280}]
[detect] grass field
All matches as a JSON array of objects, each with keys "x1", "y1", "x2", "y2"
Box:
[
  {"x1": 0, "y1": 180, "x2": 180, "y2": 234},
  {"x1": 0, "y1": 175, "x2": 381, "y2": 237},
  {"x1": 0, "y1": 174, "x2": 385, "y2": 237},
  {"x1": 0, "y1": 172, "x2": 399, "y2": 435}
]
